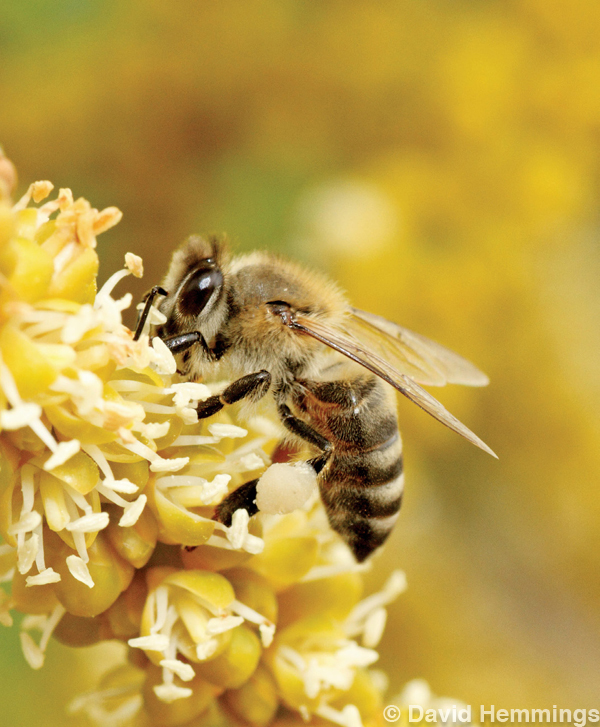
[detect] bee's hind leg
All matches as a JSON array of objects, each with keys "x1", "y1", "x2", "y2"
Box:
[
  {"x1": 213, "y1": 399, "x2": 332, "y2": 527},
  {"x1": 196, "y1": 371, "x2": 271, "y2": 419},
  {"x1": 213, "y1": 478, "x2": 260, "y2": 526}
]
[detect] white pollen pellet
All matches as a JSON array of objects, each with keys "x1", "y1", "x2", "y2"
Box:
[{"x1": 255, "y1": 462, "x2": 317, "y2": 515}]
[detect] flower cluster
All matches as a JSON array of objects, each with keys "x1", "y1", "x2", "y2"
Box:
[{"x1": 0, "y1": 157, "x2": 404, "y2": 727}]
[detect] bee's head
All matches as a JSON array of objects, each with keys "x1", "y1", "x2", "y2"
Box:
[
  {"x1": 158, "y1": 235, "x2": 230, "y2": 347},
  {"x1": 158, "y1": 236, "x2": 348, "y2": 381}
]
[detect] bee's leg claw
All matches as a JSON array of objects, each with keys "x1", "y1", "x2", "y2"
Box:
[{"x1": 197, "y1": 370, "x2": 271, "y2": 420}]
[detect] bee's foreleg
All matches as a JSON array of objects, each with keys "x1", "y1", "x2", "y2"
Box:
[
  {"x1": 133, "y1": 286, "x2": 168, "y2": 341},
  {"x1": 213, "y1": 478, "x2": 260, "y2": 527},
  {"x1": 197, "y1": 370, "x2": 271, "y2": 420}
]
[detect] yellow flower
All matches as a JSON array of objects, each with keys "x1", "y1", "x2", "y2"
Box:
[{"x1": 0, "y1": 159, "x2": 404, "y2": 727}]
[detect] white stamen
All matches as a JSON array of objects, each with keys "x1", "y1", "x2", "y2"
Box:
[
  {"x1": 317, "y1": 704, "x2": 363, "y2": 727},
  {"x1": 66, "y1": 555, "x2": 95, "y2": 588},
  {"x1": 237, "y1": 453, "x2": 265, "y2": 471},
  {"x1": 170, "y1": 435, "x2": 219, "y2": 447},
  {"x1": 34, "y1": 524, "x2": 47, "y2": 572},
  {"x1": 150, "y1": 337, "x2": 177, "y2": 375},
  {"x1": 227, "y1": 509, "x2": 249, "y2": 549},
  {"x1": 208, "y1": 423, "x2": 247, "y2": 439},
  {"x1": 243, "y1": 533, "x2": 265, "y2": 555},
  {"x1": 346, "y1": 570, "x2": 407, "y2": 625},
  {"x1": 39, "y1": 603, "x2": 66, "y2": 653},
  {"x1": 17, "y1": 534, "x2": 39, "y2": 575},
  {"x1": 72, "y1": 530, "x2": 90, "y2": 564},
  {"x1": 259, "y1": 623, "x2": 276, "y2": 647},
  {"x1": 231, "y1": 599, "x2": 269, "y2": 626},
  {"x1": 362, "y1": 607, "x2": 387, "y2": 648},
  {"x1": 81, "y1": 444, "x2": 114, "y2": 481},
  {"x1": 20, "y1": 465, "x2": 36, "y2": 515},
  {"x1": 20, "y1": 632, "x2": 45, "y2": 669},
  {"x1": 26, "y1": 568, "x2": 61, "y2": 587},
  {"x1": 159, "y1": 659, "x2": 195, "y2": 682},
  {"x1": 43, "y1": 440, "x2": 81, "y2": 471},
  {"x1": 28, "y1": 417, "x2": 57, "y2": 451},
  {"x1": 142, "y1": 421, "x2": 170, "y2": 439},
  {"x1": 65, "y1": 512, "x2": 110, "y2": 533},
  {"x1": 153, "y1": 684, "x2": 193, "y2": 703},
  {"x1": 64, "y1": 487, "x2": 93, "y2": 515},
  {"x1": 9, "y1": 511, "x2": 42, "y2": 535},
  {"x1": 128, "y1": 634, "x2": 170, "y2": 651},
  {"x1": 336, "y1": 642, "x2": 379, "y2": 667},
  {"x1": 119, "y1": 495, "x2": 147, "y2": 527},
  {"x1": 0, "y1": 403, "x2": 43, "y2": 430},
  {"x1": 177, "y1": 406, "x2": 198, "y2": 425},
  {"x1": 61, "y1": 304, "x2": 98, "y2": 344},
  {"x1": 166, "y1": 382, "x2": 211, "y2": 408},
  {"x1": 137, "y1": 401, "x2": 177, "y2": 414},
  {"x1": 206, "y1": 615, "x2": 244, "y2": 635},
  {"x1": 149, "y1": 457, "x2": 190, "y2": 473},
  {"x1": 151, "y1": 586, "x2": 169, "y2": 635},
  {"x1": 202, "y1": 474, "x2": 231, "y2": 504},
  {"x1": 196, "y1": 639, "x2": 219, "y2": 660},
  {"x1": 125, "y1": 252, "x2": 144, "y2": 278},
  {"x1": 95, "y1": 268, "x2": 130, "y2": 302},
  {"x1": 101, "y1": 478, "x2": 138, "y2": 494}
]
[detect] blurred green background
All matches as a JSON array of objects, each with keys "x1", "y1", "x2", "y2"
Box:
[{"x1": 2, "y1": 0, "x2": 600, "y2": 723}]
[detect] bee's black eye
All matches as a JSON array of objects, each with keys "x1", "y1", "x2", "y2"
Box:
[{"x1": 178, "y1": 265, "x2": 223, "y2": 316}]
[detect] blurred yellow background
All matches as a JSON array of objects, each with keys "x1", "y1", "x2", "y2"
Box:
[{"x1": 2, "y1": 0, "x2": 600, "y2": 723}]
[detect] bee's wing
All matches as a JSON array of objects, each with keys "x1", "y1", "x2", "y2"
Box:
[
  {"x1": 293, "y1": 314, "x2": 497, "y2": 458},
  {"x1": 346, "y1": 308, "x2": 489, "y2": 387}
]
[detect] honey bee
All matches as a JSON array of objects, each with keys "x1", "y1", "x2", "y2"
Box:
[{"x1": 139, "y1": 235, "x2": 495, "y2": 562}]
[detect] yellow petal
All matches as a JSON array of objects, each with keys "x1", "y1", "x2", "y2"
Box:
[
  {"x1": 0, "y1": 324, "x2": 58, "y2": 398},
  {"x1": 39, "y1": 471, "x2": 70, "y2": 532},
  {"x1": 7, "y1": 237, "x2": 54, "y2": 302},
  {"x1": 147, "y1": 477, "x2": 215, "y2": 547},
  {"x1": 47, "y1": 530, "x2": 134, "y2": 617},
  {"x1": 47, "y1": 246, "x2": 98, "y2": 304},
  {"x1": 222, "y1": 663, "x2": 279, "y2": 727},
  {"x1": 165, "y1": 570, "x2": 235, "y2": 611},
  {"x1": 250, "y1": 536, "x2": 319, "y2": 591},
  {"x1": 195, "y1": 624, "x2": 261, "y2": 689}
]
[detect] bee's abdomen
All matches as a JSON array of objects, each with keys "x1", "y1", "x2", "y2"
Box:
[
  {"x1": 320, "y1": 443, "x2": 404, "y2": 562},
  {"x1": 294, "y1": 373, "x2": 404, "y2": 561}
]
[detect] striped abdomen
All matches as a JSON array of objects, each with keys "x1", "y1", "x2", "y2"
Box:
[{"x1": 292, "y1": 371, "x2": 404, "y2": 562}]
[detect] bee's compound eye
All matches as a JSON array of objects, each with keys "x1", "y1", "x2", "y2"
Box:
[{"x1": 178, "y1": 265, "x2": 223, "y2": 316}]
